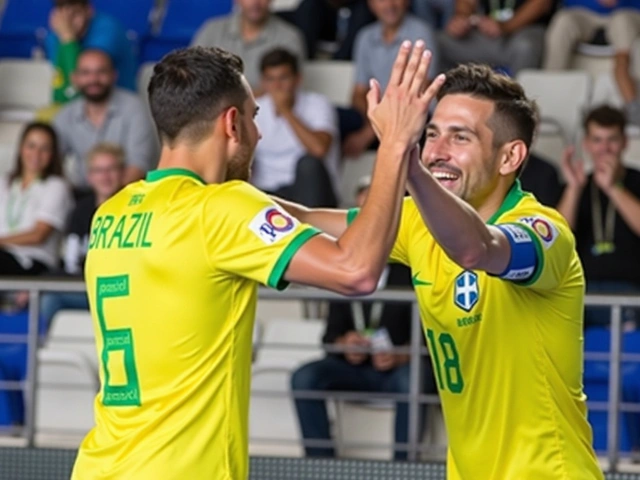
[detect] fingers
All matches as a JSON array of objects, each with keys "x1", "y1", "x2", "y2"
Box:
[
  {"x1": 366, "y1": 78, "x2": 381, "y2": 116},
  {"x1": 388, "y1": 40, "x2": 412, "y2": 87},
  {"x1": 408, "y1": 49, "x2": 431, "y2": 97},
  {"x1": 421, "y1": 73, "x2": 446, "y2": 105},
  {"x1": 401, "y1": 40, "x2": 426, "y2": 91}
]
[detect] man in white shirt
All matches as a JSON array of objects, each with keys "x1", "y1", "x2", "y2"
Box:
[{"x1": 252, "y1": 48, "x2": 340, "y2": 207}]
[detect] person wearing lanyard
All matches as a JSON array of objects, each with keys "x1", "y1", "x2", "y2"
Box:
[
  {"x1": 0, "y1": 123, "x2": 72, "y2": 278},
  {"x1": 439, "y1": 0, "x2": 552, "y2": 76},
  {"x1": 291, "y1": 176, "x2": 437, "y2": 461},
  {"x1": 558, "y1": 105, "x2": 640, "y2": 329}
]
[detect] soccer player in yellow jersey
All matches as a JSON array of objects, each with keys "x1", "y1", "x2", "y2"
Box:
[
  {"x1": 71, "y1": 43, "x2": 446, "y2": 479},
  {"x1": 277, "y1": 64, "x2": 605, "y2": 479}
]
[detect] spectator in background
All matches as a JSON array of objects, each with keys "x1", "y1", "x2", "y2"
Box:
[
  {"x1": 520, "y1": 152, "x2": 563, "y2": 207},
  {"x1": 291, "y1": 175, "x2": 436, "y2": 460},
  {"x1": 438, "y1": 0, "x2": 553, "y2": 76},
  {"x1": 543, "y1": 1, "x2": 640, "y2": 125},
  {"x1": 343, "y1": 0, "x2": 438, "y2": 158},
  {"x1": 191, "y1": 0, "x2": 306, "y2": 94},
  {"x1": 411, "y1": 0, "x2": 456, "y2": 28},
  {"x1": 40, "y1": 143, "x2": 124, "y2": 329},
  {"x1": 0, "y1": 123, "x2": 72, "y2": 276},
  {"x1": 558, "y1": 105, "x2": 640, "y2": 328},
  {"x1": 282, "y1": 0, "x2": 376, "y2": 60},
  {"x1": 54, "y1": 49, "x2": 159, "y2": 192},
  {"x1": 46, "y1": 0, "x2": 136, "y2": 106},
  {"x1": 253, "y1": 49, "x2": 340, "y2": 207}
]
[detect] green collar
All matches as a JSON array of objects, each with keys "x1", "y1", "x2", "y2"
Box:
[
  {"x1": 486, "y1": 179, "x2": 525, "y2": 225},
  {"x1": 145, "y1": 168, "x2": 205, "y2": 185}
]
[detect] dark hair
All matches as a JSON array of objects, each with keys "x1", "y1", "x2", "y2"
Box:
[
  {"x1": 260, "y1": 48, "x2": 299, "y2": 75},
  {"x1": 584, "y1": 105, "x2": 626, "y2": 135},
  {"x1": 148, "y1": 46, "x2": 248, "y2": 146},
  {"x1": 9, "y1": 122, "x2": 63, "y2": 183},
  {"x1": 77, "y1": 48, "x2": 115, "y2": 70},
  {"x1": 437, "y1": 64, "x2": 539, "y2": 175},
  {"x1": 54, "y1": 0, "x2": 89, "y2": 6}
]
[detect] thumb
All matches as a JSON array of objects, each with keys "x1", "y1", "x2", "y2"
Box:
[{"x1": 366, "y1": 78, "x2": 381, "y2": 116}]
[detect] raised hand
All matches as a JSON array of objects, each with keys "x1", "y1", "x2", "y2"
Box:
[
  {"x1": 560, "y1": 146, "x2": 587, "y2": 190},
  {"x1": 366, "y1": 40, "x2": 445, "y2": 150},
  {"x1": 594, "y1": 154, "x2": 622, "y2": 195}
]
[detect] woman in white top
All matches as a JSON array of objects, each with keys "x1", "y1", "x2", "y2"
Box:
[{"x1": 0, "y1": 122, "x2": 72, "y2": 275}]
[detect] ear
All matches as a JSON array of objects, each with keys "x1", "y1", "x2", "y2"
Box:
[
  {"x1": 222, "y1": 106, "x2": 241, "y2": 143},
  {"x1": 498, "y1": 140, "x2": 528, "y2": 176}
]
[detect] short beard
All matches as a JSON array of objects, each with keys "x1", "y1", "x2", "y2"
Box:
[
  {"x1": 226, "y1": 123, "x2": 254, "y2": 182},
  {"x1": 81, "y1": 86, "x2": 113, "y2": 103}
]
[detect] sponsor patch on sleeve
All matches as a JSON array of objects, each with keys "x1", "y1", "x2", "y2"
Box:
[
  {"x1": 518, "y1": 216, "x2": 558, "y2": 249},
  {"x1": 249, "y1": 206, "x2": 298, "y2": 244}
]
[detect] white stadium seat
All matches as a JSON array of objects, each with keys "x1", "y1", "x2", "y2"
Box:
[{"x1": 0, "y1": 59, "x2": 53, "y2": 121}]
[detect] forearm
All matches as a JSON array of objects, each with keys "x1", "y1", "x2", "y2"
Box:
[
  {"x1": 335, "y1": 143, "x2": 410, "y2": 290},
  {"x1": 407, "y1": 167, "x2": 505, "y2": 272},
  {"x1": 273, "y1": 197, "x2": 349, "y2": 238},
  {"x1": 609, "y1": 185, "x2": 640, "y2": 236},
  {"x1": 0, "y1": 228, "x2": 50, "y2": 247},
  {"x1": 282, "y1": 111, "x2": 331, "y2": 158},
  {"x1": 556, "y1": 187, "x2": 583, "y2": 230},
  {"x1": 500, "y1": 0, "x2": 551, "y2": 34}
]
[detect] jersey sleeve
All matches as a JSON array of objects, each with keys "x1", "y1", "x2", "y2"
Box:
[
  {"x1": 498, "y1": 212, "x2": 576, "y2": 290},
  {"x1": 201, "y1": 182, "x2": 320, "y2": 290},
  {"x1": 346, "y1": 196, "x2": 415, "y2": 266}
]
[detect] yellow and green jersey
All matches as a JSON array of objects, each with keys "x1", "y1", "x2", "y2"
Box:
[
  {"x1": 71, "y1": 168, "x2": 319, "y2": 480},
  {"x1": 349, "y1": 181, "x2": 603, "y2": 479}
]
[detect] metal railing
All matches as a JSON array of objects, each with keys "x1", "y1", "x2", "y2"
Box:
[{"x1": 0, "y1": 279, "x2": 639, "y2": 470}]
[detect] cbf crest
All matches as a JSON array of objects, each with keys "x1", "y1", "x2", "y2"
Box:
[{"x1": 454, "y1": 270, "x2": 479, "y2": 312}]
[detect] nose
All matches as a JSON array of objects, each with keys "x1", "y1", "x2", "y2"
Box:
[{"x1": 425, "y1": 136, "x2": 451, "y2": 164}]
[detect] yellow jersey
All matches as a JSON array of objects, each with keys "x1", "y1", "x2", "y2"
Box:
[
  {"x1": 71, "y1": 168, "x2": 319, "y2": 480},
  {"x1": 350, "y1": 181, "x2": 603, "y2": 479}
]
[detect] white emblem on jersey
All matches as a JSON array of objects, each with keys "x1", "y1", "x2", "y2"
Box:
[
  {"x1": 249, "y1": 206, "x2": 297, "y2": 244},
  {"x1": 454, "y1": 270, "x2": 479, "y2": 312},
  {"x1": 518, "y1": 216, "x2": 558, "y2": 249},
  {"x1": 501, "y1": 224, "x2": 532, "y2": 244}
]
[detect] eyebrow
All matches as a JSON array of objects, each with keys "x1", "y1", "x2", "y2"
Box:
[{"x1": 426, "y1": 123, "x2": 479, "y2": 138}]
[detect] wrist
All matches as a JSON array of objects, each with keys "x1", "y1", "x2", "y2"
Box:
[{"x1": 377, "y1": 140, "x2": 412, "y2": 159}]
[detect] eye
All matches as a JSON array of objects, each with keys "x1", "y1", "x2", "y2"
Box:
[
  {"x1": 454, "y1": 134, "x2": 469, "y2": 142},
  {"x1": 426, "y1": 131, "x2": 437, "y2": 140}
]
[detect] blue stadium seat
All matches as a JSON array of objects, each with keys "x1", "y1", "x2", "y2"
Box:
[
  {"x1": 0, "y1": 0, "x2": 50, "y2": 58},
  {"x1": 91, "y1": 0, "x2": 156, "y2": 39},
  {"x1": 584, "y1": 327, "x2": 640, "y2": 453},
  {"x1": 140, "y1": 0, "x2": 233, "y2": 63}
]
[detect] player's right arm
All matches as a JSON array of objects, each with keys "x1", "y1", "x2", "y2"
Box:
[
  {"x1": 284, "y1": 42, "x2": 444, "y2": 295},
  {"x1": 271, "y1": 198, "x2": 349, "y2": 239}
]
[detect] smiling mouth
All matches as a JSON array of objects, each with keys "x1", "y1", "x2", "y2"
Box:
[{"x1": 430, "y1": 170, "x2": 460, "y2": 182}]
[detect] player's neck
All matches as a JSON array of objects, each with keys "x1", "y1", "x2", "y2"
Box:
[
  {"x1": 474, "y1": 181, "x2": 514, "y2": 222},
  {"x1": 156, "y1": 140, "x2": 227, "y2": 184}
]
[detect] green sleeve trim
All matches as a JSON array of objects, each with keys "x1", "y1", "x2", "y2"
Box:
[
  {"x1": 267, "y1": 227, "x2": 321, "y2": 291},
  {"x1": 515, "y1": 222, "x2": 545, "y2": 287},
  {"x1": 346, "y1": 208, "x2": 360, "y2": 226},
  {"x1": 53, "y1": 41, "x2": 81, "y2": 104}
]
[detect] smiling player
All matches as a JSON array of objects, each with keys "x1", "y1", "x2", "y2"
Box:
[{"x1": 276, "y1": 63, "x2": 604, "y2": 479}]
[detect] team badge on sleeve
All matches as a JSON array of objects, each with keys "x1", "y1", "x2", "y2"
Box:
[
  {"x1": 518, "y1": 216, "x2": 558, "y2": 249},
  {"x1": 249, "y1": 207, "x2": 297, "y2": 244}
]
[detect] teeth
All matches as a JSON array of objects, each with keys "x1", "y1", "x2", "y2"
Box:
[{"x1": 432, "y1": 171, "x2": 458, "y2": 180}]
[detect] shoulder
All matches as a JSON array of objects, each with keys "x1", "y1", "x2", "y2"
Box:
[
  {"x1": 356, "y1": 22, "x2": 379, "y2": 44},
  {"x1": 54, "y1": 100, "x2": 80, "y2": 124},
  {"x1": 268, "y1": 15, "x2": 302, "y2": 37},
  {"x1": 502, "y1": 195, "x2": 573, "y2": 248},
  {"x1": 113, "y1": 88, "x2": 145, "y2": 108},
  {"x1": 42, "y1": 175, "x2": 70, "y2": 193},
  {"x1": 88, "y1": 12, "x2": 127, "y2": 36}
]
